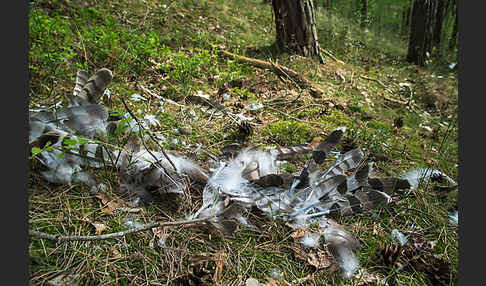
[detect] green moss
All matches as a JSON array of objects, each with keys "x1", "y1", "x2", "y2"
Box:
[
  {"x1": 280, "y1": 162, "x2": 297, "y2": 173},
  {"x1": 366, "y1": 119, "x2": 392, "y2": 133},
  {"x1": 319, "y1": 109, "x2": 352, "y2": 128},
  {"x1": 262, "y1": 120, "x2": 314, "y2": 146},
  {"x1": 296, "y1": 107, "x2": 322, "y2": 119}
]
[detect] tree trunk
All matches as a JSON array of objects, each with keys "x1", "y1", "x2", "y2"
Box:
[
  {"x1": 360, "y1": 0, "x2": 368, "y2": 28},
  {"x1": 424, "y1": 0, "x2": 436, "y2": 56},
  {"x1": 448, "y1": 0, "x2": 458, "y2": 51},
  {"x1": 406, "y1": 0, "x2": 433, "y2": 66},
  {"x1": 323, "y1": 0, "x2": 331, "y2": 11},
  {"x1": 272, "y1": 0, "x2": 322, "y2": 60},
  {"x1": 432, "y1": 0, "x2": 447, "y2": 49}
]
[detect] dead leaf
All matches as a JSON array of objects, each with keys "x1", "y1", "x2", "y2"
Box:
[
  {"x1": 309, "y1": 136, "x2": 323, "y2": 148},
  {"x1": 265, "y1": 278, "x2": 292, "y2": 286},
  {"x1": 110, "y1": 247, "x2": 122, "y2": 259},
  {"x1": 80, "y1": 217, "x2": 108, "y2": 234},
  {"x1": 287, "y1": 243, "x2": 335, "y2": 270},
  {"x1": 95, "y1": 193, "x2": 110, "y2": 205},
  {"x1": 92, "y1": 222, "x2": 108, "y2": 234},
  {"x1": 306, "y1": 250, "x2": 333, "y2": 269},
  {"x1": 266, "y1": 278, "x2": 279, "y2": 286},
  {"x1": 246, "y1": 278, "x2": 261, "y2": 286},
  {"x1": 353, "y1": 268, "x2": 385, "y2": 285},
  {"x1": 290, "y1": 228, "x2": 307, "y2": 239},
  {"x1": 47, "y1": 274, "x2": 80, "y2": 286},
  {"x1": 95, "y1": 193, "x2": 125, "y2": 215},
  {"x1": 287, "y1": 243, "x2": 307, "y2": 261}
]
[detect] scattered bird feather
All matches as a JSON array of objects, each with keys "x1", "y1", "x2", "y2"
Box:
[
  {"x1": 448, "y1": 210, "x2": 458, "y2": 225},
  {"x1": 30, "y1": 68, "x2": 418, "y2": 280},
  {"x1": 391, "y1": 229, "x2": 408, "y2": 246},
  {"x1": 130, "y1": 93, "x2": 147, "y2": 102},
  {"x1": 403, "y1": 167, "x2": 456, "y2": 190},
  {"x1": 189, "y1": 128, "x2": 410, "y2": 279}
]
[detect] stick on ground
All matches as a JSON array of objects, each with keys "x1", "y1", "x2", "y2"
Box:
[
  {"x1": 29, "y1": 207, "x2": 229, "y2": 242},
  {"x1": 219, "y1": 50, "x2": 324, "y2": 97}
]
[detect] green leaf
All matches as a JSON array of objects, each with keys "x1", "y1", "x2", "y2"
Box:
[
  {"x1": 63, "y1": 138, "x2": 78, "y2": 146},
  {"x1": 31, "y1": 146, "x2": 43, "y2": 156},
  {"x1": 57, "y1": 152, "x2": 66, "y2": 160},
  {"x1": 77, "y1": 137, "x2": 89, "y2": 145}
]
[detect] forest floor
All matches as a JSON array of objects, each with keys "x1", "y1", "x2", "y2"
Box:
[{"x1": 28, "y1": 0, "x2": 458, "y2": 285}]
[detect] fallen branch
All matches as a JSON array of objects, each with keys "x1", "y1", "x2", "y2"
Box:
[
  {"x1": 29, "y1": 207, "x2": 229, "y2": 242},
  {"x1": 320, "y1": 48, "x2": 342, "y2": 64},
  {"x1": 360, "y1": 75, "x2": 394, "y2": 94},
  {"x1": 219, "y1": 50, "x2": 324, "y2": 96},
  {"x1": 360, "y1": 75, "x2": 409, "y2": 105}
]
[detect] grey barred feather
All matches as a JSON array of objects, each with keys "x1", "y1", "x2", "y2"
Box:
[
  {"x1": 76, "y1": 68, "x2": 113, "y2": 104},
  {"x1": 312, "y1": 128, "x2": 345, "y2": 164},
  {"x1": 296, "y1": 128, "x2": 345, "y2": 188},
  {"x1": 274, "y1": 144, "x2": 313, "y2": 160},
  {"x1": 30, "y1": 104, "x2": 109, "y2": 139},
  {"x1": 30, "y1": 69, "x2": 114, "y2": 186},
  {"x1": 368, "y1": 177, "x2": 411, "y2": 195},
  {"x1": 319, "y1": 148, "x2": 364, "y2": 182},
  {"x1": 73, "y1": 70, "x2": 89, "y2": 97}
]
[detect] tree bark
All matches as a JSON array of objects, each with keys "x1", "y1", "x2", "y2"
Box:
[
  {"x1": 360, "y1": 0, "x2": 368, "y2": 28},
  {"x1": 323, "y1": 0, "x2": 332, "y2": 11},
  {"x1": 432, "y1": 0, "x2": 448, "y2": 49},
  {"x1": 272, "y1": 0, "x2": 322, "y2": 60},
  {"x1": 448, "y1": 0, "x2": 458, "y2": 51},
  {"x1": 424, "y1": 0, "x2": 436, "y2": 56},
  {"x1": 407, "y1": 0, "x2": 433, "y2": 66}
]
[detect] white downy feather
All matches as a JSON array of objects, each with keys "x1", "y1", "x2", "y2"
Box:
[
  {"x1": 300, "y1": 232, "x2": 322, "y2": 248},
  {"x1": 330, "y1": 244, "x2": 360, "y2": 279},
  {"x1": 323, "y1": 223, "x2": 360, "y2": 279},
  {"x1": 403, "y1": 167, "x2": 456, "y2": 189}
]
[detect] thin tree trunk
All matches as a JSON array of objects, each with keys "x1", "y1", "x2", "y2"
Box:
[
  {"x1": 433, "y1": 0, "x2": 447, "y2": 49},
  {"x1": 272, "y1": 0, "x2": 322, "y2": 61},
  {"x1": 448, "y1": 0, "x2": 458, "y2": 51},
  {"x1": 424, "y1": 0, "x2": 436, "y2": 56},
  {"x1": 323, "y1": 0, "x2": 331, "y2": 11},
  {"x1": 360, "y1": 0, "x2": 368, "y2": 28},
  {"x1": 407, "y1": 0, "x2": 428, "y2": 65}
]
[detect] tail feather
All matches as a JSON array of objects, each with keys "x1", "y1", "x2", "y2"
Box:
[
  {"x1": 368, "y1": 177, "x2": 411, "y2": 195},
  {"x1": 294, "y1": 128, "x2": 346, "y2": 189},
  {"x1": 59, "y1": 104, "x2": 109, "y2": 138},
  {"x1": 76, "y1": 68, "x2": 113, "y2": 104},
  {"x1": 274, "y1": 144, "x2": 313, "y2": 161},
  {"x1": 320, "y1": 148, "x2": 364, "y2": 182},
  {"x1": 73, "y1": 70, "x2": 90, "y2": 97}
]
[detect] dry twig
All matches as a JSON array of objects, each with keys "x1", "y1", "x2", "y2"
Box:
[
  {"x1": 29, "y1": 207, "x2": 231, "y2": 242},
  {"x1": 360, "y1": 75, "x2": 409, "y2": 105},
  {"x1": 219, "y1": 50, "x2": 324, "y2": 96}
]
